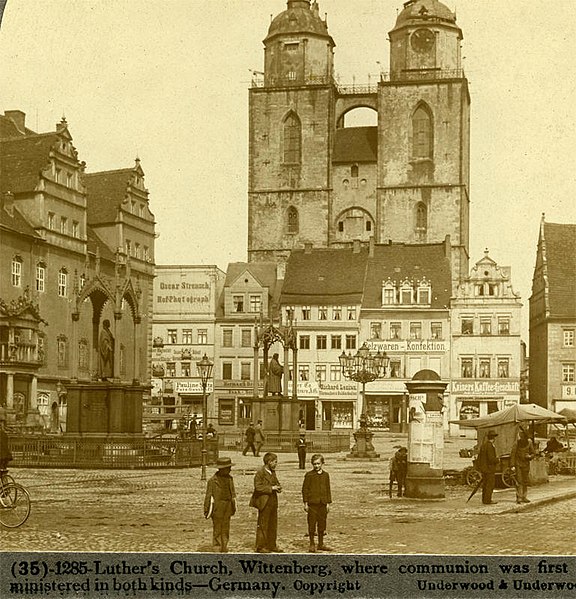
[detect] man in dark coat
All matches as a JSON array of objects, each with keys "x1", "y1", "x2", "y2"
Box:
[
  {"x1": 302, "y1": 453, "x2": 332, "y2": 553},
  {"x1": 296, "y1": 433, "x2": 307, "y2": 469},
  {"x1": 204, "y1": 457, "x2": 236, "y2": 552},
  {"x1": 98, "y1": 319, "x2": 114, "y2": 380},
  {"x1": 510, "y1": 428, "x2": 535, "y2": 504},
  {"x1": 268, "y1": 353, "x2": 283, "y2": 396},
  {"x1": 242, "y1": 423, "x2": 256, "y2": 456},
  {"x1": 476, "y1": 430, "x2": 499, "y2": 505},
  {"x1": 254, "y1": 420, "x2": 265, "y2": 456},
  {"x1": 250, "y1": 452, "x2": 282, "y2": 553}
]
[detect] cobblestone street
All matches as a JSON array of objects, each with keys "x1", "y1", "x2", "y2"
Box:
[{"x1": 2, "y1": 435, "x2": 575, "y2": 555}]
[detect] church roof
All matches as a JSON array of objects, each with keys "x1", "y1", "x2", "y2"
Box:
[
  {"x1": 394, "y1": 0, "x2": 456, "y2": 29},
  {"x1": 542, "y1": 222, "x2": 576, "y2": 318},
  {"x1": 83, "y1": 168, "x2": 134, "y2": 224},
  {"x1": 332, "y1": 127, "x2": 377, "y2": 164},
  {"x1": 265, "y1": 1, "x2": 333, "y2": 45},
  {"x1": 362, "y1": 242, "x2": 452, "y2": 309},
  {"x1": 281, "y1": 247, "x2": 369, "y2": 305}
]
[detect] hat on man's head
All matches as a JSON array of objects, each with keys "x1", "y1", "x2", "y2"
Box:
[
  {"x1": 216, "y1": 457, "x2": 234, "y2": 469},
  {"x1": 487, "y1": 430, "x2": 498, "y2": 438}
]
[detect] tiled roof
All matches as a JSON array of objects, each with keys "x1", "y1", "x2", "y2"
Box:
[
  {"x1": 0, "y1": 203, "x2": 42, "y2": 239},
  {"x1": 281, "y1": 247, "x2": 369, "y2": 305},
  {"x1": 84, "y1": 169, "x2": 133, "y2": 224},
  {"x1": 362, "y1": 242, "x2": 452, "y2": 309},
  {"x1": 332, "y1": 127, "x2": 377, "y2": 164},
  {"x1": 86, "y1": 227, "x2": 117, "y2": 263},
  {"x1": 0, "y1": 133, "x2": 58, "y2": 194},
  {"x1": 543, "y1": 222, "x2": 576, "y2": 318}
]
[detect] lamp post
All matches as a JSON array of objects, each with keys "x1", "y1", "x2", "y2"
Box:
[
  {"x1": 339, "y1": 343, "x2": 388, "y2": 459},
  {"x1": 196, "y1": 353, "x2": 214, "y2": 481}
]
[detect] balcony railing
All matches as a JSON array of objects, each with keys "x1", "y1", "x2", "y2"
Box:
[
  {"x1": 382, "y1": 68, "x2": 465, "y2": 82},
  {"x1": 0, "y1": 342, "x2": 40, "y2": 365}
]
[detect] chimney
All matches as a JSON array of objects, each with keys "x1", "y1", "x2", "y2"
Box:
[
  {"x1": 5, "y1": 110, "x2": 26, "y2": 133},
  {"x1": 353, "y1": 239, "x2": 361, "y2": 253},
  {"x1": 304, "y1": 242, "x2": 313, "y2": 254}
]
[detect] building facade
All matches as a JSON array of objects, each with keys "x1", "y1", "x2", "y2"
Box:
[
  {"x1": 449, "y1": 252, "x2": 523, "y2": 437},
  {"x1": 149, "y1": 265, "x2": 225, "y2": 433},
  {"x1": 529, "y1": 218, "x2": 576, "y2": 415},
  {"x1": 0, "y1": 110, "x2": 155, "y2": 432},
  {"x1": 248, "y1": 0, "x2": 470, "y2": 287}
]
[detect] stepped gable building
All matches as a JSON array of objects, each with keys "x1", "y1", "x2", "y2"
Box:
[
  {"x1": 529, "y1": 217, "x2": 576, "y2": 415},
  {"x1": 0, "y1": 110, "x2": 155, "y2": 432},
  {"x1": 450, "y1": 251, "x2": 523, "y2": 437},
  {"x1": 361, "y1": 237, "x2": 452, "y2": 430},
  {"x1": 279, "y1": 243, "x2": 369, "y2": 430},
  {"x1": 213, "y1": 261, "x2": 281, "y2": 432},
  {"x1": 248, "y1": 0, "x2": 470, "y2": 287}
]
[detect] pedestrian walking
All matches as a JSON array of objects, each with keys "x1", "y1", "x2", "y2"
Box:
[
  {"x1": 254, "y1": 420, "x2": 265, "y2": 456},
  {"x1": 204, "y1": 457, "x2": 236, "y2": 552},
  {"x1": 476, "y1": 430, "x2": 499, "y2": 505},
  {"x1": 302, "y1": 454, "x2": 332, "y2": 553},
  {"x1": 510, "y1": 428, "x2": 535, "y2": 504},
  {"x1": 296, "y1": 433, "x2": 307, "y2": 469},
  {"x1": 242, "y1": 423, "x2": 256, "y2": 456},
  {"x1": 249, "y1": 452, "x2": 283, "y2": 553},
  {"x1": 389, "y1": 446, "x2": 408, "y2": 498}
]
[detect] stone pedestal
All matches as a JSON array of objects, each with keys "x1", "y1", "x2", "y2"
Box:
[
  {"x1": 249, "y1": 395, "x2": 300, "y2": 433},
  {"x1": 347, "y1": 426, "x2": 380, "y2": 460},
  {"x1": 405, "y1": 462, "x2": 445, "y2": 499},
  {"x1": 65, "y1": 382, "x2": 145, "y2": 436}
]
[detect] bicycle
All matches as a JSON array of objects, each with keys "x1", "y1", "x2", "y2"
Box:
[{"x1": 0, "y1": 469, "x2": 31, "y2": 528}]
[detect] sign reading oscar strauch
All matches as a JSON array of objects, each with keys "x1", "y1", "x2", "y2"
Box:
[
  {"x1": 366, "y1": 340, "x2": 448, "y2": 353},
  {"x1": 156, "y1": 281, "x2": 211, "y2": 309}
]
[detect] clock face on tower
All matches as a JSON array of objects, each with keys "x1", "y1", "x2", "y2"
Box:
[{"x1": 411, "y1": 28, "x2": 435, "y2": 53}]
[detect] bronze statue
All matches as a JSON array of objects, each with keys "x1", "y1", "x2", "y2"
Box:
[
  {"x1": 99, "y1": 319, "x2": 114, "y2": 380},
  {"x1": 268, "y1": 353, "x2": 283, "y2": 396}
]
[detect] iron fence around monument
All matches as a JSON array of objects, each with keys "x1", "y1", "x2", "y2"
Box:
[
  {"x1": 7, "y1": 435, "x2": 218, "y2": 469},
  {"x1": 216, "y1": 430, "x2": 351, "y2": 453}
]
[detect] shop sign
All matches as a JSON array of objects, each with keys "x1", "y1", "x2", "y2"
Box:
[
  {"x1": 366, "y1": 340, "x2": 448, "y2": 353},
  {"x1": 562, "y1": 385, "x2": 576, "y2": 399},
  {"x1": 155, "y1": 276, "x2": 212, "y2": 314},
  {"x1": 319, "y1": 381, "x2": 357, "y2": 399},
  {"x1": 152, "y1": 347, "x2": 205, "y2": 360},
  {"x1": 450, "y1": 380, "x2": 520, "y2": 395},
  {"x1": 287, "y1": 380, "x2": 319, "y2": 397},
  {"x1": 175, "y1": 380, "x2": 213, "y2": 394}
]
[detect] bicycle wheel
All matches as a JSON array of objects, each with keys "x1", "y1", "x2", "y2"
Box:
[
  {"x1": 0, "y1": 484, "x2": 31, "y2": 528},
  {"x1": 1, "y1": 474, "x2": 16, "y2": 488},
  {"x1": 501, "y1": 467, "x2": 516, "y2": 488}
]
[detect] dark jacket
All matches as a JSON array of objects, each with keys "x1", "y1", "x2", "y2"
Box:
[
  {"x1": 204, "y1": 472, "x2": 236, "y2": 519},
  {"x1": 476, "y1": 439, "x2": 498, "y2": 474},
  {"x1": 0, "y1": 428, "x2": 12, "y2": 463},
  {"x1": 302, "y1": 470, "x2": 332, "y2": 505},
  {"x1": 510, "y1": 438, "x2": 535, "y2": 470},
  {"x1": 245, "y1": 425, "x2": 256, "y2": 443},
  {"x1": 268, "y1": 357, "x2": 283, "y2": 394},
  {"x1": 250, "y1": 466, "x2": 279, "y2": 511}
]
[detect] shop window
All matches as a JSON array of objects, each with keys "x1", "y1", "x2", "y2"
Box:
[
  {"x1": 331, "y1": 335, "x2": 341, "y2": 350},
  {"x1": 316, "y1": 335, "x2": 327, "y2": 350},
  {"x1": 331, "y1": 403, "x2": 353, "y2": 429},
  {"x1": 459, "y1": 401, "x2": 480, "y2": 420},
  {"x1": 219, "y1": 399, "x2": 235, "y2": 425},
  {"x1": 238, "y1": 400, "x2": 251, "y2": 423},
  {"x1": 299, "y1": 335, "x2": 310, "y2": 350}
]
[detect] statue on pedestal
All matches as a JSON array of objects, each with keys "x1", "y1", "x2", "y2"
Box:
[
  {"x1": 268, "y1": 353, "x2": 283, "y2": 396},
  {"x1": 98, "y1": 319, "x2": 114, "y2": 381}
]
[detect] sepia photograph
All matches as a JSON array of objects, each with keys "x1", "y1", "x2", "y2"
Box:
[{"x1": 0, "y1": 0, "x2": 575, "y2": 597}]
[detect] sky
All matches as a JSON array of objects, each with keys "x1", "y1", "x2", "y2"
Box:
[{"x1": 0, "y1": 0, "x2": 575, "y2": 340}]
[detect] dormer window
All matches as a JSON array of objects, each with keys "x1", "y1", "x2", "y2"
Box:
[
  {"x1": 382, "y1": 280, "x2": 396, "y2": 305},
  {"x1": 417, "y1": 280, "x2": 431, "y2": 305},
  {"x1": 400, "y1": 282, "x2": 413, "y2": 305},
  {"x1": 301, "y1": 306, "x2": 311, "y2": 320}
]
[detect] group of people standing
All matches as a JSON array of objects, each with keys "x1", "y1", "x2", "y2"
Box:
[
  {"x1": 242, "y1": 421, "x2": 265, "y2": 456},
  {"x1": 204, "y1": 451, "x2": 332, "y2": 554}
]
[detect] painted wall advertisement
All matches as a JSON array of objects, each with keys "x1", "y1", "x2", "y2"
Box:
[{"x1": 154, "y1": 270, "x2": 212, "y2": 314}]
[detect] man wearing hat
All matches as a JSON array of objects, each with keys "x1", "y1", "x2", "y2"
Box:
[
  {"x1": 476, "y1": 430, "x2": 499, "y2": 505},
  {"x1": 204, "y1": 457, "x2": 236, "y2": 552},
  {"x1": 510, "y1": 428, "x2": 535, "y2": 504},
  {"x1": 296, "y1": 432, "x2": 307, "y2": 469}
]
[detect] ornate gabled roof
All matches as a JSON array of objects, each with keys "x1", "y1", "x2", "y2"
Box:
[
  {"x1": 394, "y1": 0, "x2": 457, "y2": 29},
  {"x1": 0, "y1": 288, "x2": 47, "y2": 324}
]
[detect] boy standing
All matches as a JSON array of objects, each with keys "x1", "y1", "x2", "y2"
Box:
[{"x1": 302, "y1": 454, "x2": 332, "y2": 553}]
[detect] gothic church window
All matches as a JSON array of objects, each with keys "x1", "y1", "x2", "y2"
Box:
[
  {"x1": 287, "y1": 206, "x2": 299, "y2": 233},
  {"x1": 416, "y1": 202, "x2": 427, "y2": 239},
  {"x1": 283, "y1": 113, "x2": 301, "y2": 164},
  {"x1": 412, "y1": 105, "x2": 433, "y2": 159}
]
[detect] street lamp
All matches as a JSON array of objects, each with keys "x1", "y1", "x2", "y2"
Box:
[
  {"x1": 196, "y1": 353, "x2": 214, "y2": 481},
  {"x1": 339, "y1": 342, "x2": 388, "y2": 428}
]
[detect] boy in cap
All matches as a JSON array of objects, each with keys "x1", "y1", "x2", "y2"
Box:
[
  {"x1": 204, "y1": 457, "x2": 236, "y2": 552},
  {"x1": 389, "y1": 446, "x2": 408, "y2": 498},
  {"x1": 296, "y1": 432, "x2": 307, "y2": 469},
  {"x1": 476, "y1": 430, "x2": 499, "y2": 505}
]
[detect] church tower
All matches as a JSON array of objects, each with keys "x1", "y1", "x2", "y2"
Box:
[
  {"x1": 248, "y1": 0, "x2": 336, "y2": 264},
  {"x1": 378, "y1": 0, "x2": 470, "y2": 283}
]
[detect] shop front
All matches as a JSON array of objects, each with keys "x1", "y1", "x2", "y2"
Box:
[
  {"x1": 365, "y1": 381, "x2": 409, "y2": 432},
  {"x1": 319, "y1": 380, "x2": 357, "y2": 431},
  {"x1": 449, "y1": 380, "x2": 520, "y2": 438}
]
